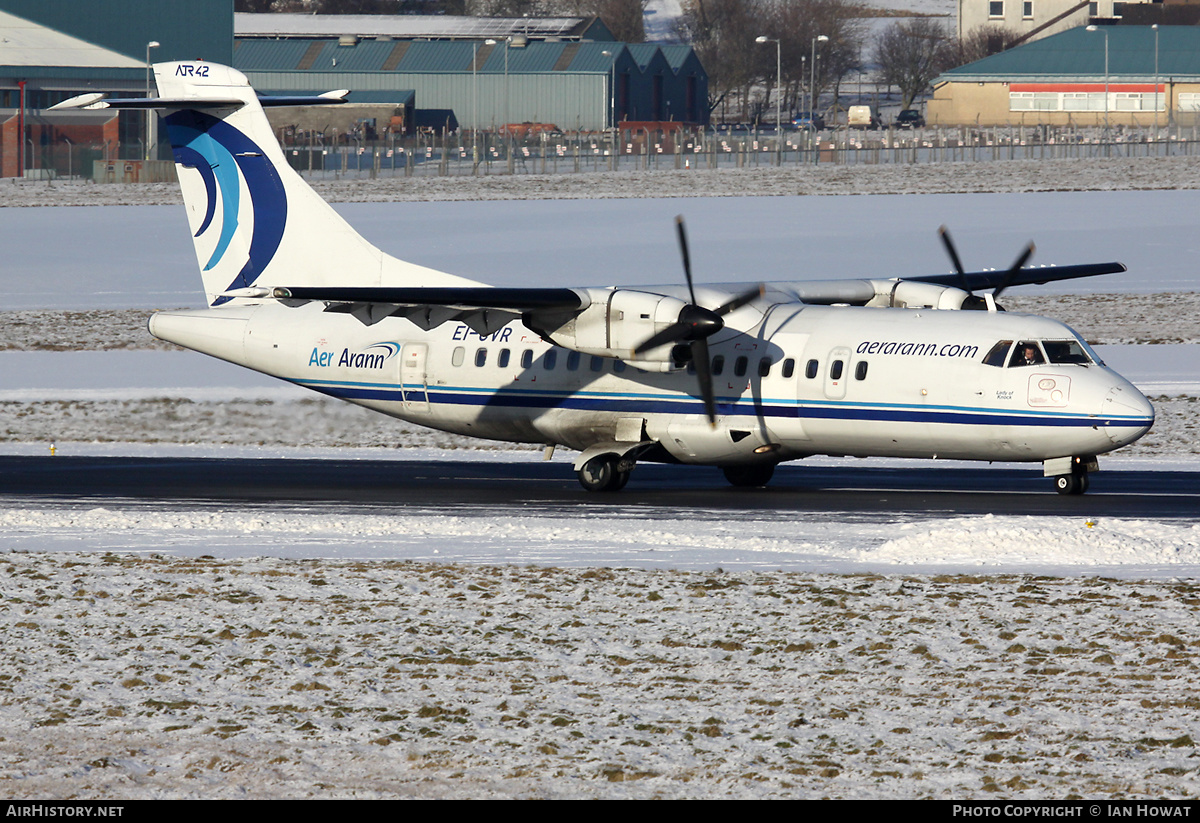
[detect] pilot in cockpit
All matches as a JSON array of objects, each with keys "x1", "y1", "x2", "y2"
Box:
[{"x1": 1012, "y1": 342, "x2": 1044, "y2": 367}]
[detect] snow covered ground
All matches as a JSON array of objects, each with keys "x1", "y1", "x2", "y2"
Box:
[{"x1": 2, "y1": 160, "x2": 1200, "y2": 799}]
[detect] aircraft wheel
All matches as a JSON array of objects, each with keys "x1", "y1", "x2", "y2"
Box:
[
  {"x1": 577, "y1": 454, "x2": 625, "y2": 492},
  {"x1": 722, "y1": 463, "x2": 776, "y2": 488},
  {"x1": 1054, "y1": 473, "x2": 1089, "y2": 495}
]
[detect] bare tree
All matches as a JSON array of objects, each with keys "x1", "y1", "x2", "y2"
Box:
[
  {"x1": 873, "y1": 17, "x2": 954, "y2": 110},
  {"x1": 675, "y1": 0, "x2": 764, "y2": 118},
  {"x1": 955, "y1": 24, "x2": 1019, "y2": 65}
]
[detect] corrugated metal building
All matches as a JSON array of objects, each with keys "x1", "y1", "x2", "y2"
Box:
[
  {"x1": 233, "y1": 15, "x2": 708, "y2": 131},
  {"x1": 929, "y1": 25, "x2": 1200, "y2": 126},
  {"x1": 0, "y1": 0, "x2": 231, "y2": 176}
]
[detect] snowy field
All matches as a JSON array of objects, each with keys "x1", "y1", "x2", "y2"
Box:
[{"x1": 2, "y1": 158, "x2": 1200, "y2": 798}]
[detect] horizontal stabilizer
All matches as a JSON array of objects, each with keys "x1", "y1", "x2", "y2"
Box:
[{"x1": 48, "y1": 93, "x2": 347, "y2": 112}]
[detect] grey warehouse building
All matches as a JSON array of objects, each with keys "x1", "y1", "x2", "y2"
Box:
[{"x1": 233, "y1": 13, "x2": 709, "y2": 132}]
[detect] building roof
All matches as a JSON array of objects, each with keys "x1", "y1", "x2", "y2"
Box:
[
  {"x1": 0, "y1": 9, "x2": 142, "y2": 71},
  {"x1": 235, "y1": 13, "x2": 614, "y2": 42},
  {"x1": 234, "y1": 37, "x2": 640, "y2": 76},
  {"x1": 938, "y1": 25, "x2": 1200, "y2": 84}
]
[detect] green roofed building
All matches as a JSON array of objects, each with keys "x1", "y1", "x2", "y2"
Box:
[
  {"x1": 233, "y1": 14, "x2": 709, "y2": 132},
  {"x1": 928, "y1": 25, "x2": 1200, "y2": 127}
]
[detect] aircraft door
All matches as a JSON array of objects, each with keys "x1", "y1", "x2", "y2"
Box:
[
  {"x1": 823, "y1": 347, "x2": 851, "y2": 400},
  {"x1": 400, "y1": 343, "x2": 430, "y2": 412}
]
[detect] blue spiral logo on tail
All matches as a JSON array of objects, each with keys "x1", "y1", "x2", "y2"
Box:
[{"x1": 165, "y1": 110, "x2": 287, "y2": 306}]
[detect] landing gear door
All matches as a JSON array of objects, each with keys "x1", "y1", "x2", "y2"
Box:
[{"x1": 400, "y1": 343, "x2": 429, "y2": 412}]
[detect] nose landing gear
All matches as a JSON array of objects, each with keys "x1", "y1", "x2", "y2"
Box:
[{"x1": 1046, "y1": 455, "x2": 1098, "y2": 496}]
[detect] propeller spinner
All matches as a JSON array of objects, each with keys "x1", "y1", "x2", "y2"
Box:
[
  {"x1": 631, "y1": 216, "x2": 763, "y2": 426},
  {"x1": 938, "y1": 225, "x2": 1035, "y2": 310}
]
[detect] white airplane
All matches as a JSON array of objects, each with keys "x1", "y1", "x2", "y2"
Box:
[{"x1": 53, "y1": 62, "x2": 1154, "y2": 495}]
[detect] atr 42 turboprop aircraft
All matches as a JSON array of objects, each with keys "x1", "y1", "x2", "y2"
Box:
[{"x1": 53, "y1": 62, "x2": 1155, "y2": 494}]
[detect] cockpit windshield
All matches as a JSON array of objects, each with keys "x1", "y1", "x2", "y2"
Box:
[{"x1": 983, "y1": 338, "x2": 1098, "y2": 368}]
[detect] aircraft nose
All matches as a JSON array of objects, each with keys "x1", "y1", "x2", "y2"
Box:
[{"x1": 1100, "y1": 384, "x2": 1155, "y2": 447}]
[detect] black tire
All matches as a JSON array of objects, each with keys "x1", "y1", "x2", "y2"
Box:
[
  {"x1": 722, "y1": 463, "x2": 776, "y2": 488},
  {"x1": 1054, "y1": 473, "x2": 1088, "y2": 495},
  {"x1": 577, "y1": 455, "x2": 623, "y2": 492}
]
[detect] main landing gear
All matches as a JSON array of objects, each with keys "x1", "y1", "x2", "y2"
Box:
[
  {"x1": 1046, "y1": 455, "x2": 1098, "y2": 496},
  {"x1": 576, "y1": 453, "x2": 633, "y2": 493},
  {"x1": 722, "y1": 463, "x2": 776, "y2": 488}
]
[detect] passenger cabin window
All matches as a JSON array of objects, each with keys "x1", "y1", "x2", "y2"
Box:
[
  {"x1": 712, "y1": 355, "x2": 725, "y2": 376},
  {"x1": 475, "y1": 348, "x2": 488, "y2": 367},
  {"x1": 782, "y1": 358, "x2": 795, "y2": 379},
  {"x1": 983, "y1": 340, "x2": 1013, "y2": 368},
  {"x1": 543, "y1": 350, "x2": 558, "y2": 370},
  {"x1": 758, "y1": 358, "x2": 772, "y2": 377},
  {"x1": 521, "y1": 349, "x2": 533, "y2": 368},
  {"x1": 498, "y1": 349, "x2": 511, "y2": 368},
  {"x1": 613, "y1": 360, "x2": 626, "y2": 373},
  {"x1": 805, "y1": 359, "x2": 819, "y2": 379},
  {"x1": 734, "y1": 356, "x2": 749, "y2": 377},
  {"x1": 452, "y1": 346, "x2": 465, "y2": 367},
  {"x1": 855, "y1": 361, "x2": 868, "y2": 380},
  {"x1": 566, "y1": 351, "x2": 581, "y2": 371},
  {"x1": 1009, "y1": 341, "x2": 1045, "y2": 367},
  {"x1": 590, "y1": 355, "x2": 604, "y2": 372},
  {"x1": 830, "y1": 360, "x2": 844, "y2": 380}
]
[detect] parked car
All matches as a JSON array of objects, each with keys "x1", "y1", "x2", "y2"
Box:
[
  {"x1": 895, "y1": 109, "x2": 925, "y2": 129},
  {"x1": 847, "y1": 105, "x2": 880, "y2": 129},
  {"x1": 792, "y1": 111, "x2": 825, "y2": 130}
]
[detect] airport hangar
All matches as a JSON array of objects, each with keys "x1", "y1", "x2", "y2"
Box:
[
  {"x1": 0, "y1": 2, "x2": 709, "y2": 178},
  {"x1": 927, "y1": 24, "x2": 1200, "y2": 127}
]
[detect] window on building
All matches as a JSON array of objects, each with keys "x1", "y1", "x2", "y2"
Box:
[
  {"x1": 1022, "y1": 0, "x2": 1033, "y2": 17},
  {"x1": 989, "y1": 0, "x2": 1004, "y2": 17},
  {"x1": 1113, "y1": 1, "x2": 1125, "y2": 16}
]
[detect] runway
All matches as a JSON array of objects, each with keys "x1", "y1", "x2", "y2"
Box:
[{"x1": 2, "y1": 454, "x2": 1197, "y2": 519}]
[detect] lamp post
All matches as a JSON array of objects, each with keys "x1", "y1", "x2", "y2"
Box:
[
  {"x1": 755, "y1": 36, "x2": 781, "y2": 162},
  {"x1": 810, "y1": 35, "x2": 829, "y2": 123},
  {"x1": 145, "y1": 40, "x2": 160, "y2": 161},
  {"x1": 1086, "y1": 25, "x2": 1109, "y2": 139},
  {"x1": 1153, "y1": 23, "x2": 1160, "y2": 131},
  {"x1": 473, "y1": 38, "x2": 496, "y2": 173},
  {"x1": 602, "y1": 48, "x2": 618, "y2": 170}
]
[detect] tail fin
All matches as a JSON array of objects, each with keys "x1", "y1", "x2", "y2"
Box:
[{"x1": 150, "y1": 61, "x2": 479, "y2": 305}]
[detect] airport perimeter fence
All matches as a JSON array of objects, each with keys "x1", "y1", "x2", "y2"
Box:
[
  {"x1": 17, "y1": 122, "x2": 1200, "y2": 182},
  {"x1": 274, "y1": 123, "x2": 1200, "y2": 180}
]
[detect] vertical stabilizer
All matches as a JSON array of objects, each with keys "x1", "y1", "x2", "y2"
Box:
[{"x1": 152, "y1": 62, "x2": 481, "y2": 306}]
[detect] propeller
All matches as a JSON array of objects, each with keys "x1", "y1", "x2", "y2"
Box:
[
  {"x1": 631, "y1": 216, "x2": 763, "y2": 426},
  {"x1": 938, "y1": 225, "x2": 1035, "y2": 310}
]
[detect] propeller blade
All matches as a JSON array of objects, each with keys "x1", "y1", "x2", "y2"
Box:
[
  {"x1": 938, "y1": 225, "x2": 972, "y2": 295},
  {"x1": 630, "y1": 305, "x2": 725, "y2": 356},
  {"x1": 691, "y1": 337, "x2": 717, "y2": 427},
  {"x1": 632, "y1": 321, "x2": 689, "y2": 356},
  {"x1": 676, "y1": 215, "x2": 698, "y2": 305},
  {"x1": 993, "y1": 242, "x2": 1035, "y2": 300},
  {"x1": 715, "y1": 284, "x2": 765, "y2": 316}
]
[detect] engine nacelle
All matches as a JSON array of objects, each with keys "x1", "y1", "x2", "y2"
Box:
[
  {"x1": 527, "y1": 288, "x2": 690, "y2": 370},
  {"x1": 871, "y1": 280, "x2": 976, "y2": 310}
]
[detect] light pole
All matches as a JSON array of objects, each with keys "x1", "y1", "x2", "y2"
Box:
[
  {"x1": 145, "y1": 40, "x2": 160, "y2": 161},
  {"x1": 810, "y1": 34, "x2": 828, "y2": 122},
  {"x1": 755, "y1": 36, "x2": 781, "y2": 152},
  {"x1": 1086, "y1": 25, "x2": 1109, "y2": 138},
  {"x1": 602, "y1": 48, "x2": 618, "y2": 169},
  {"x1": 1153, "y1": 23, "x2": 1160, "y2": 131},
  {"x1": 473, "y1": 38, "x2": 496, "y2": 173}
]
